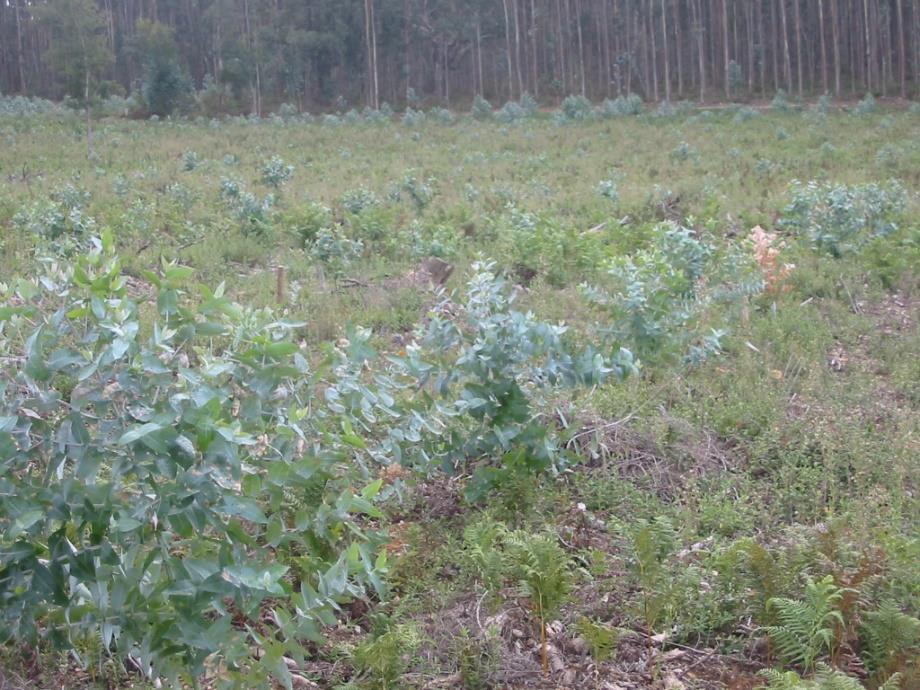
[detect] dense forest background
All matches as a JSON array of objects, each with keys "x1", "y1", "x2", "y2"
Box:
[{"x1": 1, "y1": 0, "x2": 918, "y2": 114}]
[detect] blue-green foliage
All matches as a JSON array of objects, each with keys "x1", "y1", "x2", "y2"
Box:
[
  {"x1": 779, "y1": 180, "x2": 907, "y2": 256},
  {"x1": 582, "y1": 223, "x2": 762, "y2": 364},
  {"x1": 471, "y1": 95, "x2": 493, "y2": 120},
  {"x1": 599, "y1": 93, "x2": 644, "y2": 117}
]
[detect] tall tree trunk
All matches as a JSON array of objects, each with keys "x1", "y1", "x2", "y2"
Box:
[
  {"x1": 404, "y1": 0, "x2": 411, "y2": 103},
  {"x1": 602, "y1": 0, "x2": 612, "y2": 96},
  {"x1": 443, "y1": 40, "x2": 449, "y2": 105},
  {"x1": 242, "y1": 0, "x2": 260, "y2": 116},
  {"x1": 895, "y1": 0, "x2": 905, "y2": 97},
  {"x1": 694, "y1": 0, "x2": 705, "y2": 101},
  {"x1": 512, "y1": 0, "x2": 525, "y2": 99},
  {"x1": 648, "y1": 0, "x2": 658, "y2": 100},
  {"x1": 864, "y1": 0, "x2": 872, "y2": 92},
  {"x1": 502, "y1": 0, "x2": 515, "y2": 99},
  {"x1": 475, "y1": 14, "x2": 484, "y2": 96},
  {"x1": 757, "y1": 0, "x2": 766, "y2": 95},
  {"x1": 364, "y1": 0, "x2": 378, "y2": 109},
  {"x1": 831, "y1": 0, "x2": 841, "y2": 94},
  {"x1": 14, "y1": 0, "x2": 27, "y2": 93},
  {"x1": 818, "y1": 0, "x2": 828, "y2": 93},
  {"x1": 372, "y1": 0, "x2": 379, "y2": 109},
  {"x1": 722, "y1": 0, "x2": 730, "y2": 98},
  {"x1": 910, "y1": 0, "x2": 920, "y2": 98},
  {"x1": 674, "y1": 1, "x2": 684, "y2": 97},
  {"x1": 531, "y1": 0, "x2": 540, "y2": 98},
  {"x1": 793, "y1": 0, "x2": 803, "y2": 96},
  {"x1": 747, "y1": 0, "x2": 755, "y2": 94},
  {"x1": 575, "y1": 0, "x2": 587, "y2": 95},
  {"x1": 878, "y1": 0, "x2": 887, "y2": 96},
  {"x1": 625, "y1": 0, "x2": 633, "y2": 94},
  {"x1": 661, "y1": 0, "x2": 670, "y2": 101},
  {"x1": 771, "y1": 0, "x2": 780, "y2": 92},
  {"x1": 779, "y1": 0, "x2": 792, "y2": 91},
  {"x1": 556, "y1": 0, "x2": 567, "y2": 95}
]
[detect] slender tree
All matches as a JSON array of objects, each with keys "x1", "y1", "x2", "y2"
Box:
[
  {"x1": 779, "y1": 0, "x2": 793, "y2": 91},
  {"x1": 721, "y1": 0, "x2": 730, "y2": 98},
  {"x1": 661, "y1": 0, "x2": 670, "y2": 101},
  {"x1": 502, "y1": 0, "x2": 514, "y2": 99}
]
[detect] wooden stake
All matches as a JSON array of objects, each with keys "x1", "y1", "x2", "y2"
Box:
[{"x1": 276, "y1": 265, "x2": 286, "y2": 304}]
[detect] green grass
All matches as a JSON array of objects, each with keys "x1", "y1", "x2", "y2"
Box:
[{"x1": 0, "y1": 105, "x2": 917, "y2": 689}]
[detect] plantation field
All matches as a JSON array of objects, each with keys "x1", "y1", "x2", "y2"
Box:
[{"x1": 0, "y1": 99, "x2": 918, "y2": 689}]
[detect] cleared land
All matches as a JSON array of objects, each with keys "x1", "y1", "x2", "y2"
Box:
[{"x1": 0, "y1": 100, "x2": 917, "y2": 689}]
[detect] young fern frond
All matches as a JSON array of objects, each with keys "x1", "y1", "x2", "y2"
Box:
[
  {"x1": 504, "y1": 530, "x2": 572, "y2": 621},
  {"x1": 353, "y1": 623, "x2": 421, "y2": 689},
  {"x1": 812, "y1": 664, "x2": 866, "y2": 690},
  {"x1": 763, "y1": 576, "x2": 846, "y2": 672},
  {"x1": 463, "y1": 517, "x2": 509, "y2": 595},
  {"x1": 757, "y1": 665, "x2": 902, "y2": 690},
  {"x1": 860, "y1": 601, "x2": 920, "y2": 680},
  {"x1": 504, "y1": 530, "x2": 572, "y2": 674},
  {"x1": 574, "y1": 617, "x2": 622, "y2": 662}
]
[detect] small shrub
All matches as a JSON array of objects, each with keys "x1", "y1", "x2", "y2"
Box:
[
  {"x1": 471, "y1": 95, "x2": 493, "y2": 120},
  {"x1": 428, "y1": 106, "x2": 453, "y2": 124},
  {"x1": 12, "y1": 185, "x2": 96, "y2": 255},
  {"x1": 260, "y1": 155, "x2": 294, "y2": 189},
  {"x1": 311, "y1": 226, "x2": 364, "y2": 266},
  {"x1": 402, "y1": 107, "x2": 425, "y2": 127},
  {"x1": 670, "y1": 141, "x2": 698, "y2": 163},
  {"x1": 631, "y1": 517, "x2": 677, "y2": 639},
  {"x1": 277, "y1": 102, "x2": 298, "y2": 120},
  {"x1": 815, "y1": 93, "x2": 833, "y2": 115},
  {"x1": 779, "y1": 180, "x2": 906, "y2": 256},
  {"x1": 181, "y1": 149, "x2": 200, "y2": 171},
  {"x1": 287, "y1": 201, "x2": 332, "y2": 246},
  {"x1": 600, "y1": 93, "x2": 644, "y2": 117},
  {"x1": 772, "y1": 89, "x2": 791, "y2": 112},
  {"x1": 854, "y1": 92, "x2": 877, "y2": 116},
  {"x1": 497, "y1": 100, "x2": 526, "y2": 123},
  {"x1": 654, "y1": 100, "x2": 676, "y2": 118},
  {"x1": 560, "y1": 94, "x2": 593, "y2": 121},
  {"x1": 734, "y1": 106, "x2": 761, "y2": 122},
  {"x1": 581, "y1": 222, "x2": 762, "y2": 364},
  {"x1": 395, "y1": 171, "x2": 437, "y2": 211},
  {"x1": 596, "y1": 177, "x2": 621, "y2": 206},
  {"x1": 0, "y1": 239, "x2": 387, "y2": 686},
  {"x1": 519, "y1": 92, "x2": 538, "y2": 115},
  {"x1": 341, "y1": 187, "x2": 381, "y2": 215},
  {"x1": 219, "y1": 177, "x2": 275, "y2": 237}
]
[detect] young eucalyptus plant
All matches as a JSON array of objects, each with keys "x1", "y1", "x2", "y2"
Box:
[
  {"x1": 581, "y1": 222, "x2": 763, "y2": 367},
  {"x1": 0, "y1": 235, "x2": 387, "y2": 688}
]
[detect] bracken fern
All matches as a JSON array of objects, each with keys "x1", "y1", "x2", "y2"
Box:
[{"x1": 764, "y1": 576, "x2": 847, "y2": 672}]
